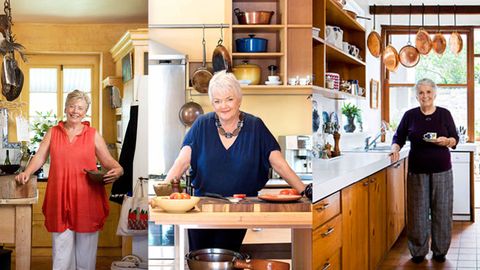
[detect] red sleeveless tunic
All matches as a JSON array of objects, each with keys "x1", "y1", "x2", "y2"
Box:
[{"x1": 42, "y1": 121, "x2": 109, "y2": 232}]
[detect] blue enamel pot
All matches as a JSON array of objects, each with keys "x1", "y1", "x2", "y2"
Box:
[{"x1": 235, "y1": 34, "x2": 268, "y2": 52}]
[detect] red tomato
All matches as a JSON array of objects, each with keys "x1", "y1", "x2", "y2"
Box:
[
  {"x1": 169, "y1": 192, "x2": 191, "y2": 199},
  {"x1": 279, "y1": 189, "x2": 300, "y2": 195},
  {"x1": 233, "y1": 194, "x2": 246, "y2": 199}
]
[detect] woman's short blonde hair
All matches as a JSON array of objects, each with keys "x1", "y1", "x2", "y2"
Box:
[
  {"x1": 65, "y1": 89, "x2": 91, "y2": 111},
  {"x1": 208, "y1": 71, "x2": 242, "y2": 102},
  {"x1": 415, "y1": 78, "x2": 437, "y2": 95}
]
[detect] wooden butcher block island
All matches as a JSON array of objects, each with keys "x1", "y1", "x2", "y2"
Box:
[
  {"x1": 150, "y1": 197, "x2": 312, "y2": 270},
  {"x1": 0, "y1": 175, "x2": 37, "y2": 270}
]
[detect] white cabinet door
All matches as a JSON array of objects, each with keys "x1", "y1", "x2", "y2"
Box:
[{"x1": 451, "y1": 152, "x2": 470, "y2": 218}]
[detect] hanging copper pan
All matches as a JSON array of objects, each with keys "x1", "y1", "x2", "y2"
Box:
[
  {"x1": 367, "y1": 31, "x2": 382, "y2": 58},
  {"x1": 383, "y1": 44, "x2": 400, "y2": 72},
  {"x1": 450, "y1": 7, "x2": 463, "y2": 55},
  {"x1": 432, "y1": 32, "x2": 446, "y2": 55},
  {"x1": 399, "y1": 44, "x2": 420, "y2": 68},
  {"x1": 450, "y1": 31, "x2": 463, "y2": 55},
  {"x1": 367, "y1": 7, "x2": 382, "y2": 58},
  {"x1": 415, "y1": 29, "x2": 432, "y2": 55},
  {"x1": 399, "y1": 5, "x2": 420, "y2": 68}
]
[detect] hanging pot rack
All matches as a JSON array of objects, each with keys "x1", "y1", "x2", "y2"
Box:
[
  {"x1": 369, "y1": 5, "x2": 480, "y2": 15},
  {"x1": 149, "y1": 23, "x2": 230, "y2": 29}
]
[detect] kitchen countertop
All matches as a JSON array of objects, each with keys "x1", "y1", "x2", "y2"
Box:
[{"x1": 313, "y1": 142, "x2": 477, "y2": 203}]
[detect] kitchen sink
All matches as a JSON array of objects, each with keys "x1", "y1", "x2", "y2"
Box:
[{"x1": 343, "y1": 144, "x2": 392, "y2": 153}]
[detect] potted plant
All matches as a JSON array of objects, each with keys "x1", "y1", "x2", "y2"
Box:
[
  {"x1": 341, "y1": 103, "x2": 361, "y2": 133},
  {"x1": 30, "y1": 110, "x2": 57, "y2": 177}
]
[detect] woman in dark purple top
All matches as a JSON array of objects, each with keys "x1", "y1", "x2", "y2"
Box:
[
  {"x1": 391, "y1": 78, "x2": 458, "y2": 264},
  {"x1": 165, "y1": 71, "x2": 309, "y2": 252}
]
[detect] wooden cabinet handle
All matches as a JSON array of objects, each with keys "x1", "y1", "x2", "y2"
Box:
[
  {"x1": 370, "y1": 178, "x2": 376, "y2": 183},
  {"x1": 363, "y1": 181, "x2": 369, "y2": 186},
  {"x1": 321, "y1": 227, "x2": 335, "y2": 237},
  {"x1": 316, "y1": 203, "x2": 330, "y2": 211},
  {"x1": 321, "y1": 262, "x2": 331, "y2": 270},
  {"x1": 393, "y1": 162, "x2": 401, "y2": 168}
]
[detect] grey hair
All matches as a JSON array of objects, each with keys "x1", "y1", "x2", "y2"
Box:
[
  {"x1": 208, "y1": 70, "x2": 242, "y2": 102},
  {"x1": 415, "y1": 78, "x2": 437, "y2": 95},
  {"x1": 65, "y1": 89, "x2": 91, "y2": 111}
]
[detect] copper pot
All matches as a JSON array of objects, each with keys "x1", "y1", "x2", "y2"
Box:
[
  {"x1": 450, "y1": 31, "x2": 463, "y2": 55},
  {"x1": 367, "y1": 31, "x2": 382, "y2": 58},
  {"x1": 234, "y1": 8, "x2": 274, "y2": 25},
  {"x1": 432, "y1": 33, "x2": 446, "y2": 55},
  {"x1": 415, "y1": 29, "x2": 432, "y2": 55},
  {"x1": 383, "y1": 44, "x2": 400, "y2": 72},
  {"x1": 399, "y1": 44, "x2": 420, "y2": 68},
  {"x1": 192, "y1": 32, "x2": 212, "y2": 93}
]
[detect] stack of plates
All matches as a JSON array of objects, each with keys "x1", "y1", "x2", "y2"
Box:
[{"x1": 265, "y1": 81, "x2": 282, "y2": 85}]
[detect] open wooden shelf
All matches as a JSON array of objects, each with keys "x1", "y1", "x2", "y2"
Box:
[
  {"x1": 232, "y1": 24, "x2": 285, "y2": 30},
  {"x1": 313, "y1": 36, "x2": 325, "y2": 44},
  {"x1": 325, "y1": 0, "x2": 365, "y2": 32},
  {"x1": 232, "y1": 52, "x2": 284, "y2": 58},
  {"x1": 187, "y1": 85, "x2": 312, "y2": 95},
  {"x1": 287, "y1": 24, "x2": 312, "y2": 28},
  {"x1": 313, "y1": 85, "x2": 366, "y2": 100},
  {"x1": 326, "y1": 43, "x2": 365, "y2": 66}
]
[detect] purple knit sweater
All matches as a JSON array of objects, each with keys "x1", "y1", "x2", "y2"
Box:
[{"x1": 392, "y1": 106, "x2": 459, "y2": 174}]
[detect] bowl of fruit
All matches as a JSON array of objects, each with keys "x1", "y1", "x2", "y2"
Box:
[{"x1": 152, "y1": 192, "x2": 200, "y2": 213}]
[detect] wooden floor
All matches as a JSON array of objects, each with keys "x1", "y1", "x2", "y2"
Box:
[{"x1": 380, "y1": 211, "x2": 480, "y2": 269}]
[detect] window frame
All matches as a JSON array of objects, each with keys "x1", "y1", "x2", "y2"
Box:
[{"x1": 381, "y1": 25, "x2": 474, "y2": 141}]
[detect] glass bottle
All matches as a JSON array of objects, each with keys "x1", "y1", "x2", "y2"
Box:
[
  {"x1": 4, "y1": 149, "x2": 11, "y2": 165},
  {"x1": 19, "y1": 142, "x2": 31, "y2": 172}
]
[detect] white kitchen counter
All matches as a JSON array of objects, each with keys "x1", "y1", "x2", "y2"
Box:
[{"x1": 313, "y1": 142, "x2": 477, "y2": 203}]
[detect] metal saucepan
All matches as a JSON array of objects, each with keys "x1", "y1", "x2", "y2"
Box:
[
  {"x1": 186, "y1": 248, "x2": 248, "y2": 270},
  {"x1": 192, "y1": 27, "x2": 213, "y2": 93},
  {"x1": 415, "y1": 28, "x2": 432, "y2": 55},
  {"x1": 179, "y1": 101, "x2": 204, "y2": 127},
  {"x1": 383, "y1": 44, "x2": 400, "y2": 72},
  {"x1": 450, "y1": 31, "x2": 463, "y2": 55},
  {"x1": 432, "y1": 32, "x2": 446, "y2": 55},
  {"x1": 234, "y1": 259, "x2": 290, "y2": 270},
  {"x1": 234, "y1": 8, "x2": 274, "y2": 25},
  {"x1": 212, "y1": 27, "x2": 232, "y2": 73}
]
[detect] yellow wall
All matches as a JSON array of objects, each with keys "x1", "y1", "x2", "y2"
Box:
[
  {"x1": 10, "y1": 23, "x2": 146, "y2": 143},
  {"x1": 150, "y1": 0, "x2": 311, "y2": 138}
]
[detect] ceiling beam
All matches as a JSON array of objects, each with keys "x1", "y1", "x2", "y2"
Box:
[{"x1": 369, "y1": 5, "x2": 480, "y2": 15}]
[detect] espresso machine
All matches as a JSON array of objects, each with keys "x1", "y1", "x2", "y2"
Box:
[{"x1": 273, "y1": 135, "x2": 313, "y2": 180}]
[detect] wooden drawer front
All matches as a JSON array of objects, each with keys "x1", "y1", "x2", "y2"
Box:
[
  {"x1": 243, "y1": 228, "x2": 291, "y2": 244},
  {"x1": 313, "y1": 214, "x2": 342, "y2": 268},
  {"x1": 314, "y1": 248, "x2": 341, "y2": 270},
  {"x1": 313, "y1": 192, "x2": 340, "y2": 230}
]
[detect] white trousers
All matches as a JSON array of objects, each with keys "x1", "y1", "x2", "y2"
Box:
[{"x1": 52, "y1": 229, "x2": 99, "y2": 270}]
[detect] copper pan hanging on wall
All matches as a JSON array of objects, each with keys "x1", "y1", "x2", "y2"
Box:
[
  {"x1": 431, "y1": 5, "x2": 446, "y2": 55},
  {"x1": 399, "y1": 5, "x2": 420, "y2": 68},
  {"x1": 383, "y1": 5, "x2": 400, "y2": 72},
  {"x1": 367, "y1": 5, "x2": 382, "y2": 58},
  {"x1": 449, "y1": 5, "x2": 463, "y2": 55},
  {"x1": 415, "y1": 4, "x2": 432, "y2": 55}
]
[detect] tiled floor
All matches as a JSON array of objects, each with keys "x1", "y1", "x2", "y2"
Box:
[{"x1": 380, "y1": 211, "x2": 480, "y2": 269}]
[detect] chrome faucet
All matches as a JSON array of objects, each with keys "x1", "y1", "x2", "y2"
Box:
[{"x1": 364, "y1": 121, "x2": 388, "y2": 151}]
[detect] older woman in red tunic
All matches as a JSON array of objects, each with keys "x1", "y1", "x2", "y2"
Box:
[{"x1": 16, "y1": 90, "x2": 123, "y2": 270}]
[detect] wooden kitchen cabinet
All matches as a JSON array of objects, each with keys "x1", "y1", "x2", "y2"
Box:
[
  {"x1": 386, "y1": 160, "x2": 405, "y2": 250},
  {"x1": 342, "y1": 170, "x2": 387, "y2": 270},
  {"x1": 312, "y1": 191, "x2": 342, "y2": 269}
]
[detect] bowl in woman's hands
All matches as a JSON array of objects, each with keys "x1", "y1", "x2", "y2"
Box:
[
  {"x1": 84, "y1": 169, "x2": 107, "y2": 184},
  {"x1": 0, "y1": 164, "x2": 20, "y2": 174},
  {"x1": 151, "y1": 196, "x2": 200, "y2": 213},
  {"x1": 153, "y1": 182, "x2": 174, "y2": 196}
]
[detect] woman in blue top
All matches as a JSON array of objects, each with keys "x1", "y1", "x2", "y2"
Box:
[
  {"x1": 165, "y1": 70, "x2": 309, "y2": 252},
  {"x1": 391, "y1": 78, "x2": 458, "y2": 264}
]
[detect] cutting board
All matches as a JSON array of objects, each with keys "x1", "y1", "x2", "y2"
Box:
[
  {"x1": 197, "y1": 197, "x2": 311, "y2": 213},
  {"x1": 0, "y1": 175, "x2": 37, "y2": 199}
]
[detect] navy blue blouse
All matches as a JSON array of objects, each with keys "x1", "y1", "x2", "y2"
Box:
[
  {"x1": 182, "y1": 112, "x2": 281, "y2": 196},
  {"x1": 392, "y1": 106, "x2": 458, "y2": 174}
]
